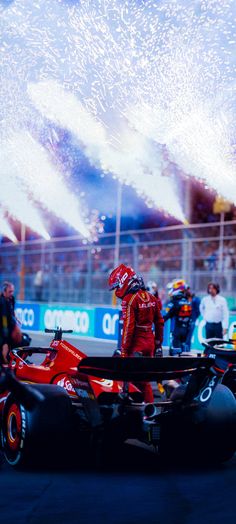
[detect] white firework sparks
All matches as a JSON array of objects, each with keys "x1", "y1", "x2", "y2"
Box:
[
  {"x1": 0, "y1": 164, "x2": 50, "y2": 240},
  {"x1": 1, "y1": 0, "x2": 236, "y2": 230},
  {"x1": 1, "y1": 131, "x2": 91, "y2": 238},
  {"x1": 0, "y1": 210, "x2": 18, "y2": 243},
  {"x1": 28, "y1": 79, "x2": 185, "y2": 221}
]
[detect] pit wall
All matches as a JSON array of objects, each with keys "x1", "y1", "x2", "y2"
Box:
[{"x1": 15, "y1": 301, "x2": 236, "y2": 352}]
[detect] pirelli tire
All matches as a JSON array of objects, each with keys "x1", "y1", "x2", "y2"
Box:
[
  {"x1": 159, "y1": 384, "x2": 236, "y2": 465},
  {"x1": 193, "y1": 384, "x2": 236, "y2": 464},
  {"x1": 1, "y1": 385, "x2": 72, "y2": 468},
  {"x1": 89, "y1": 416, "x2": 127, "y2": 470}
]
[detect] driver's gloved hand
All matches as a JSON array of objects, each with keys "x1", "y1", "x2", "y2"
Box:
[{"x1": 155, "y1": 341, "x2": 163, "y2": 357}]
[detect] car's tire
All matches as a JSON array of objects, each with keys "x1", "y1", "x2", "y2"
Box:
[
  {"x1": 159, "y1": 384, "x2": 236, "y2": 465},
  {"x1": 89, "y1": 416, "x2": 126, "y2": 470},
  {"x1": 1, "y1": 385, "x2": 72, "y2": 468},
  {"x1": 193, "y1": 384, "x2": 236, "y2": 464}
]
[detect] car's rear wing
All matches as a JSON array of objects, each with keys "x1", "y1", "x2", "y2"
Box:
[
  {"x1": 77, "y1": 356, "x2": 214, "y2": 382},
  {"x1": 203, "y1": 340, "x2": 236, "y2": 363}
]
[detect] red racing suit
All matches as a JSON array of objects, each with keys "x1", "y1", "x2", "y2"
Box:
[{"x1": 120, "y1": 289, "x2": 164, "y2": 403}]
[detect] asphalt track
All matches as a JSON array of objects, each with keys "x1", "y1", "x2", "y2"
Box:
[
  {"x1": 0, "y1": 333, "x2": 236, "y2": 524},
  {"x1": 30, "y1": 331, "x2": 117, "y2": 356}
]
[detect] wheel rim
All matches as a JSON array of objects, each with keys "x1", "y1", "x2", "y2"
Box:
[
  {"x1": 7, "y1": 404, "x2": 22, "y2": 451},
  {"x1": 1, "y1": 401, "x2": 25, "y2": 464}
]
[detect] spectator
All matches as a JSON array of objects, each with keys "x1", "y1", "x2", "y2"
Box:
[
  {"x1": 34, "y1": 269, "x2": 44, "y2": 301},
  {"x1": 200, "y1": 282, "x2": 229, "y2": 339},
  {"x1": 205, "y1": 250, "x2": 218, "y2": 270},
  {"x1": 146, "y1": 281, "x2": 163, "y2": 310}
]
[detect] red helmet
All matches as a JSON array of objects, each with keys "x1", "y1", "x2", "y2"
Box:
[{"x1": 108, "y1": 264, "x2": 137, "y2": 298}]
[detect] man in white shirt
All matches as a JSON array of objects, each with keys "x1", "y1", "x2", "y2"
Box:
[{"x1": 200, "y1": 282, "x2": 229, "y2": 339}]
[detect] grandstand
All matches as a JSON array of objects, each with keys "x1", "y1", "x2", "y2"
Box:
[{"x1": 1, "y1": 219, "x2": 236, "y2": 306}]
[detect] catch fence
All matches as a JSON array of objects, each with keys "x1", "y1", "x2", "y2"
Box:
[{"x1": 1, "y1": 220, "x2": 236, "y2": 305}]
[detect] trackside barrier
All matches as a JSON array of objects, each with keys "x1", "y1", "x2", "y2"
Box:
[
  {"x1": 15, "y1": 303, "x2": 40, "y2": 331},
  {"x1": 16, "y1": 302, "x2": 236, "y2": 350}
]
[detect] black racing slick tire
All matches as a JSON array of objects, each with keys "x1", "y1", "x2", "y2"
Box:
[
  {"x1": 89, "y1": 416, "x2": 126, "y2": 470},
  {"x1": 159, "y1": 384, "x2": 236, "y2": 465},
  {"x1": 1, "y1": 385, "x2": 72, "y2": 468},
  {"x1": 193, "y1": 384, "x2": 236, "y2": 464}
]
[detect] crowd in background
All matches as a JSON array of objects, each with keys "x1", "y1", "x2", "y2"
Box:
[
  {"x1": 2, "y1": 238, "x2": 236, "y2": 275},
  {"x1": 1, "y1": 224, "x2": 236, "y2": 304}
]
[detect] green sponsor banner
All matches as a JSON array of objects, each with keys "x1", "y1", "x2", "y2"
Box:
[{"x1": 40, "y1": 305, "x2": 95, "y2": 337}]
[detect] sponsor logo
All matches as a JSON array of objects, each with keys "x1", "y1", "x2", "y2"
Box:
[
  {"x1": 102, "y1": 313, "x2": 119, "y2": 336},
  {"x1": 15, "y1": 307, "x2": 35, "y2": 327},
  {"x1": 196, "y1": 318, "x2": 207, "y2": 343},
  {"x1": 44, "y1": 309, "x2": 90, "y2": 334},
  {"x1": 51, "y1": 341, "x2": 59, "y2": 347},
  {"x1": 228, "y1": 320, "x2": 236, "y2": 339},
  {"x1": 199, "y1": 376, "x2": 217, "y2": 403},
  {"x1": 94, "y1": 307, "x2": 119, "y2": 340},
  {"x1": 56, "y1": 376, "x2": 76, "y2": 394},
  {"x1": 60, "y1": 342, "x2": 83, "y2": 360},
  {"x1": 20, "y1": 407, "x2": 26, "y2": 446},
  {"x1": 92, "y1": 378, "x2": 114, "y2": 388},
  {"x1": 139, "y1": 302, "x2": 156, "y2": 308}
]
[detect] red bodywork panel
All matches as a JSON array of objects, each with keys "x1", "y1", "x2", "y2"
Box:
[{"x1": 0, "y1": 338, "x2": 139, "y2": 412}]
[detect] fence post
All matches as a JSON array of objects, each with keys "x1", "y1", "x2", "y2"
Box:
[
  {"x1": 85, "y1": 248, "x2": 92, "y2": 304},
  {"x1": 19, "y1": 224, "x2": 26, "y2": 300}
]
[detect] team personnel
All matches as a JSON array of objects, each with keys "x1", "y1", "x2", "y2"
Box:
[
  {"x1": 108, "y1": 264, "x2": 164, "y2": 403},
  {"x1": 163, "y1": 279, "x2": 192, "y2": 355},
  {"x1": 146, "y1": 281, "x2": 162, "y2": 311},
  {"x1": 200, "y1": 282, "x2": 229, "y2": 339},
  {"x1": 0, "y1": 282, "x2": 18, "y2": 364},
  {"x1": 185, "y1": 286, "x2": 201, "y2": 350}
]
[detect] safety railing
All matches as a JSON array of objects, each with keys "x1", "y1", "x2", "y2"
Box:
[{"x1": 1, "y1": 220, "x2": 236, "y2": 304}]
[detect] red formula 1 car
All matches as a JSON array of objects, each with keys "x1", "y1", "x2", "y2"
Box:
[{"x1": 1, "y1": 328, "x2": 236, "y2": 468}]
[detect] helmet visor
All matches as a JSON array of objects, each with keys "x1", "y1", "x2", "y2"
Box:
[{"x1": 109, "y1": 280, "x2": 120, "y2": 291}]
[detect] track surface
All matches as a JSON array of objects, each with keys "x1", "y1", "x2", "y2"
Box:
[
  {"x1": 30, "y1": 331, "x2": 117, "y2": 356},
  {"x1": 0, "y1": 333, "x2": 235, "y2": 524}
]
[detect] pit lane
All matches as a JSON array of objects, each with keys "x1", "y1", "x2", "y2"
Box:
[
  {"x1": 29, "y1": 331, "x2": 117, "y2": 356},
  {"x1": 0, "y1": 334, "x2": 235, "y2": 524}
]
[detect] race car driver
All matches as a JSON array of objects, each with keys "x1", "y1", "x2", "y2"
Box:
[
  {"x1": 108, "y1": 264, "x2": 164, "y2": 402},
  {"x1": 163, "y1": 279, "x2": 192, "y2": 355}
]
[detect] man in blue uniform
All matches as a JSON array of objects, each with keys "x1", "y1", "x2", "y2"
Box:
[
  {"x1": 185, "y1": 286, "x2": 201, "y2": 350},
  {"x1": 164, "y1": 279, "x2": 192, "y2": 356}
]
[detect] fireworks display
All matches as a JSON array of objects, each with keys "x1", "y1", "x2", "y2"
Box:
[
  {"x1": 0, "y1": 140, "x2": 51, "y2": 239},
  {"x1": 28, "y1": 79, "x2": 185, "y2": 221},
  {"x1": 0, "y1": 210, "x2": 17, "y2": 244},
  {"x1": 1, "y1": 131, "x2": 90, "y2": 238},
  {"x1": 1, "y1": 0, "x2": 236, "y2": 240}
]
